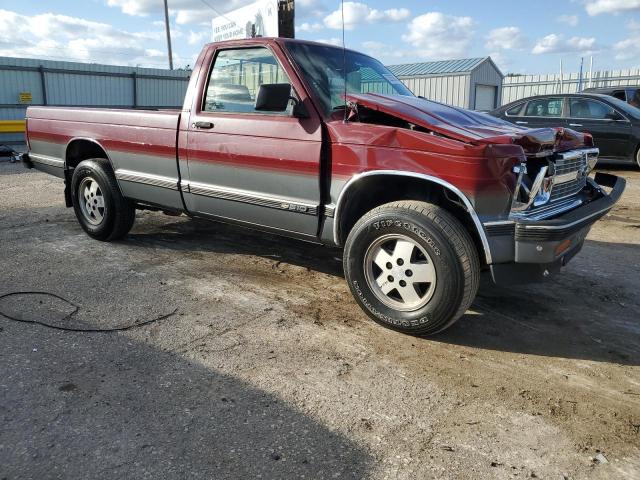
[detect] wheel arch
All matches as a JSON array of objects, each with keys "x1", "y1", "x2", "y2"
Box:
[
  {"x1": 65, "y1": 137, "x2": 114, "y2": 170},
  {"x1": 333, "y1": 171, "x2": 493, "y2": 265},
  {"x1": 64, "y1": 138, "x2": 122, "y2": 206}
]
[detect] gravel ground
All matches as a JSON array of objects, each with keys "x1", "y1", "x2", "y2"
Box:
[{"x1": 1, "y1": 161, "x2": 639, "y2": 479}]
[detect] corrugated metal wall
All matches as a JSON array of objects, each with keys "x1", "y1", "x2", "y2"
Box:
[
  {"x1": 397, "y1": 74, "x2": 471, "y2": 108},
  {"x1": 501, "y1": 68, "x2": 640, "y2": 105},
  {"x1": 0, "y1": 56, "x2": 190, "y2": 143},
  {"x1": 469, "y1": 60, "x2": 503, "y2": 109}
]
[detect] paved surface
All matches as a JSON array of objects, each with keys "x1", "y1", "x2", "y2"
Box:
[{"x1": 1, "y1": 161, "x2": 639, "y2": 479}]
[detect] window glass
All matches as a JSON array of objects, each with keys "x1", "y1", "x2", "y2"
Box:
[
  {"x1": 569, "y1": 99, "x2": 616, "y2": 119},
  {"x1": 506, "y1": 103, "x2": 524, "y2": 116},
  {"x1": 203, "y1": 47, "x2": 293, "y2": 115},
  {"x1": 611, "y1": 91, "x2": 626, "y2": 101},
  {"x1": 524, "y1": 98, "x2": 563, "y2": 117},
  {"x1": 285, "y1": 42, "x2": 413, "y2": 115},
  {"x1": 629, "y1": 89, "x2": 640, "y2": 108}
]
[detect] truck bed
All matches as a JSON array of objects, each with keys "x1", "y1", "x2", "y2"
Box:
[{"x1": 27, "y1": 106, "x2": 183, "y2": 209}]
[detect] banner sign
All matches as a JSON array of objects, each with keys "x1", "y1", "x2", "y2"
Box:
[{"x1": 212, "y1": 0, "x2": 281, "y2": 43}]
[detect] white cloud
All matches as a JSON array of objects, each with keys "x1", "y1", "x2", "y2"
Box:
[
  {"x1": 315, "y1": 37, "x2": 343, "y2": 47},
  {"x1": 324, "y1": 2, "x2": 410, "y2": 30},
  {"x1": 558, "y1": 14, "x2": 579, "y2": 26},
  {"x1": 532, "y1": 33, "x2": 598, "y2": 54},
  {"x1": 297, "y1": 22, "x2": 324, "y2": 32},
  {"x1": 106, "y1": 0, "x2": 247, "y2": 25},
  {"x1": 0, "y1": 9, "x2": 173, "y2": 67},
  {"x1": 613, "y1": 36, "x2": 640, "y2": 60},
  {"x1": 488, "y1": 51, "x2": 510, "y2": 73},
  {"x1": 585, "y1": 0, "x2": 640, "y2": 15},
  {"x1": 613, "y1": 21, "x2": 640, "y2": 60},
  {"x1": 188, "y1": 30, "x2": 210, "y2": 45},
  {"x1": 296, "y1": 0, "x2": 328, "y2": 19},
  {"x1": 485, "y1": 27, "x2": 527, "y2": 50},
  {"x1": 402, "y1": 12, "x2": 474, "y2": 59},
  {"x1": 383, "y1": 9, "x2": 412, "y2": 22}
]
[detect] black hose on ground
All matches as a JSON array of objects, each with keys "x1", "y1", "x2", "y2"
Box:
[{"x1": 0, "y1": 291, "x2": 177, "y2": 333}]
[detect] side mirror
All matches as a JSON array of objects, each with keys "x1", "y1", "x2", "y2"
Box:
[
  {"x1": 254, "y1": 83, "x2": 292, "y2": 112},
  {"x1": 292, "y1": 101, "x2": 310, "y2": 119}
]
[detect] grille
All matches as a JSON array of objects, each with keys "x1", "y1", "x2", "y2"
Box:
[{"x1": 550, "y1": 153, "x2": 588, "y2": 202}]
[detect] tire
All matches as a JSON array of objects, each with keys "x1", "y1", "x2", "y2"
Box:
[
  {"x1": 71, "y1": 158, "x2": 135, "y2": 241},
  {"x1": 636, "y1": 146, "x2": 640, "y2": 169},
  {"x1": 343, "y1": 201, "x2": 480, "y2": 336}
]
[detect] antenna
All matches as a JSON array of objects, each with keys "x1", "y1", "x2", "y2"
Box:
[{"x1": 341, "y1": 0, "x2": 348, "y2": 123}]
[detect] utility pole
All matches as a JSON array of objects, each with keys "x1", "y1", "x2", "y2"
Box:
[{"x1": 163, "y1": 0, "x2": 174, "y2": 70}]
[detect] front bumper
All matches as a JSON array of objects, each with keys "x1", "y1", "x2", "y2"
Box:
[{"x1": 489, "y1": 173, "x2": 625, "y2": 285}]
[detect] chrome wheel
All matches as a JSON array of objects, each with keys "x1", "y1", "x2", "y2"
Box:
[
  {"x1": 78, "y1": 177, "x2": 105, "y2": 225},
  {"x1": 364, "y1": 234, "x2": 437, "y2": 312}
]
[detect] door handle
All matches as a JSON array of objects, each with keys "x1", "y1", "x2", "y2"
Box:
[
  {"x1": 569, "y1": 123, "x2": 583, "y2": 127},
  {"x1": 193, "y1": 121, "x2": 214, "y2": 129},
  {"x1": 515, "y1": 121, "x2": 528, "y2": 125}
]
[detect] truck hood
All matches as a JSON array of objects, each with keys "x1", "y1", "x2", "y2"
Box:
[{"x1": 346, "y1": 93, "x2": 593, "y2": 155}]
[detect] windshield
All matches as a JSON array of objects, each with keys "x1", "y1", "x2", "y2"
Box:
[
  {"x1": 605, "y1": 95, "x2": 640, "y2": 120},
  {"x1": 286, "y1": 42, "x2": 414, "y2": 115}
]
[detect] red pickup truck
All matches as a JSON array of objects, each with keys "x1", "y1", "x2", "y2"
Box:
[{"x1": 23, "y1": 38, "x2": 625, "y2": 335}]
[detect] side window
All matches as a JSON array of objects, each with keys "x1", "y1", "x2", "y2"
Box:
[
  {"x1": 611, "y1": 90, "x2": 626, "y2": 101},
  {"x1": 505, "y1": 103, "x2": 524, "y2": 116},
  {"x1": 524, "y1": 98, "x2": 563, "y2": 117},
  {"x1": 203, "y1": 47, "x2": 293, "y2": 115},
  {"x1": 569, "y1": 99, "x2": 615, "y2": 119}
]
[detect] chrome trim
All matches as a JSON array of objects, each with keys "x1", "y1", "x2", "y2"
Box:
[
  {"x1": 556, "y1": 147, "x2": 599, "y2": 162},
  {"x1": 518, "y1": 204, "x2": 613, "y2": 231},
  {"x1": 554, "y1": 171, "x2": 581, "y2": 184},
  {"x1": 511, "y1": 197, "x2": 583, "y2": 221},
  {"x1": 483, "y1": 220, "x2": 515, "y2": 227},
  {"x1": 182, "y1": 180, "x2": 318, "y2": 216},
  {"x1": 115, "y1": 169, "x2": 179, "y2": 190},
  {"x1": 29, "y1": 153, "x2": 64, "y2": 168},
  {"x1": 333, "y1": 170, "x2": 493, "y2": 265},
  {"x1": 324, "y1": 204, "x2": 336, "y2": 218}
]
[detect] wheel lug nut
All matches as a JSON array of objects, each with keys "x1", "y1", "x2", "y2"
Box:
[
  {"x1": 399, "y1": 280, "x2": 407, "y2": 287},
  {"x1": 387, "y1": 275, "x2": 394, "y2": 282},
  {"x1": 397, "y1": 259, "x2": 404, "y2": 266},
  {"x1": 386, "y1": 262, "x2": 392, "y2": 269},
  {"x1": 406, "y1": 270, "x2": 413, "y2": 277}
]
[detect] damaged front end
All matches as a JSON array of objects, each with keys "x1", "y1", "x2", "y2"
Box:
[{"x1": 510, "y1": 146, "x2": 600, "y2": 220}]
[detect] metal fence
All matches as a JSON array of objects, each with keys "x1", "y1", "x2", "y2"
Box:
[
  {"x1": 501, "y1": 68, "x2": 640, "y2": 105},
  {"x1": 0, "y1": 56, "x2": 191, "y2": 144}
]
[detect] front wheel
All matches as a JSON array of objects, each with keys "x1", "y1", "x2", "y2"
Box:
[
  {"x1": 71, "y1": 158, "x2": 136, "y2": 241},
  {"x1": 343, "y1": 201, "x2": 480, "y2": 336}
]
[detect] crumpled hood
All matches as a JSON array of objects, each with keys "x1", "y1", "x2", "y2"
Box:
[{"x1": 347, "y1": 93, "x2": 593, "y2": 155}]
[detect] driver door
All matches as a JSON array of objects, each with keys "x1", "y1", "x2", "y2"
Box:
[{"x1": 184, "y1": 45, "x2": 323, "y2": 237}]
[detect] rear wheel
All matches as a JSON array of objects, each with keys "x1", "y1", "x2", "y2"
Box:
[
  {"x1": 71, "y1": 158, "x2": 135, "y2": 241},
  {"x1": 636, "y1": 146, "x2": 640, "y2": 169},
  {"x1": 343, "y1": 201, "x2": 480, "y2": 336}
]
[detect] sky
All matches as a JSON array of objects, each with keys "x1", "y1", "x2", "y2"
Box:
[{"x1": 0, "y1": 0, "x2": 639, "y2": 74}]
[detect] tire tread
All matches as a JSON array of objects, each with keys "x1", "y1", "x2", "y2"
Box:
[{"x1": 346, "y1": 200, "x2": 480, "y2": 335}]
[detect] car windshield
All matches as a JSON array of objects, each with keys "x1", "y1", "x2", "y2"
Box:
[
  {"x1": 604, "y1": 95, "x2": 640, "y2": 120},
  {"x1": 286, "y1": 42, "x2": 414, "y2": 115}
]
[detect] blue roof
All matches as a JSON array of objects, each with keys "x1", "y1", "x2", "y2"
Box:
[{"x1": 387, "y1": 57, "x2": 488, "y2": 77}]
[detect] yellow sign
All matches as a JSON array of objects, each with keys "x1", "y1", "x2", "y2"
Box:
[{"x1": 19, "y1": 92, "x2": 32, "y2": 104}]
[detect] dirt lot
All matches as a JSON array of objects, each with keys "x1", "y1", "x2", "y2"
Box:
[{"x1": 1, "y1": 161, "x2": 639, "y2": 479}]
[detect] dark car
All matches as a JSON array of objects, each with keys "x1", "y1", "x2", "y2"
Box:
[
  {"x1": 491, "y1": 93, "x2": 640, "y2": 167},
  {"x1": 583, "y1": 86, "x2": 640, "y2": 107}
]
